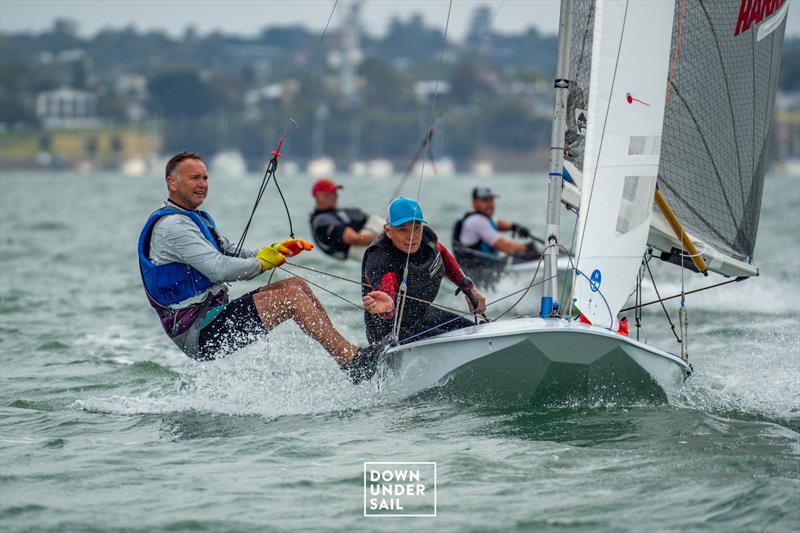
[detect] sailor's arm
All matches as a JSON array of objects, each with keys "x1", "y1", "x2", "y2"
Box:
[
  {"x1": 498, "y1": 218, "x2": 533, "y2": 240},
  {"x1": 469, "y1": 216, "x2": 516, "y2": 254},
  {"x1": 342, "y1": 227, "x2": 378, "y2": 246},
  {"x1": 493, "y1": 237, "x2": 529, "y2": 255},
  {"x1": 152, "y1": 216, "x2": 262, "y2": 282},
  {"x1": 362, "y1": 255, "x2": 397, "y2": 317},
  {"x1": 216, "y1": 232, "x2": 258, "y2": 258},
  {"x1": 437, "y1": 243, "x2": 486, "y2": 314},
  {"x1": 437, "y1": 242, "x2": 470, "y2": 286},
  {"x1": 497, "y1": 219, "x2": 513, "y2": 231}
]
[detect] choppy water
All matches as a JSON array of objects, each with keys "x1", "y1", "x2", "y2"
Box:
[{"x1": 1, "y1": 170, "x2": 798, "y2": 531}]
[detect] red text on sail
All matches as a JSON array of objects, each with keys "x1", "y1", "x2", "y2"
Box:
[{"x1": 734, "y1": 0, "x2": 786, "y2": 36}]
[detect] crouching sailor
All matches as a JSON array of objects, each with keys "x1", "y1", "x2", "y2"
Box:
[
  {"x1": 138, "y1": 150, "x2": 384, "y2": 373},
  {"x1": 361, "y1": 197, "x2": 487, "y2": 345}
]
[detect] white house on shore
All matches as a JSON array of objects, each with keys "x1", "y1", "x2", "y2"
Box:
[{"x1": 36, "y1": 88, "x2": 101, "y2": 130}]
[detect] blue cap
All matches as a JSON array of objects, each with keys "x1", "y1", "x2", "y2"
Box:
[{"x1": 388, "y1": 197, "x2": 427, "y2": 227}]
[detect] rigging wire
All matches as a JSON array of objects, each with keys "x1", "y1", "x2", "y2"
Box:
[
  {"x1": 275, "y1": 254, "x2": 571, "y2": 337},
  {"x1": 234, "y1": 0, "x2": 339, "y2": 254},
  {"x1": 234, "y1": 127, "x2": 292, "y2": 256},
  {"x1": 679, "y1": 218, "x2": 689, "y2": 359},
  {"x1": 398, "y1": 271, "x2": 562, "y2": 345},
  {"x1": 492, "y1": 243, "x2": 575, "y2": 321},
  {"x1": 280, "y1": 265, "x2": 365, "y2": 311},
  {"x1": 559, "y1": 211, "x2": 580, "y2": 310},
  {"x1": 392, "y1": 0, "x2": 455, "y2": 340},
  {"x1": 391, "y1": 127, "x2": 435, "y2": 201},
  {"x1": 643, "y1": 255, "x2": 682, "y2": 343},
  {"x1": 619, "y1": 276, "x2": 744, "y2": 312},
  {"x1": 565, "y1": 0, "x2": 630, "y2": 319},
  {"x1": 260, "y1": 255, "x2": 565, "y2": 338},
  {"x1": 634, "y1": 257, "x2": 645, "y2": 342},
  {"x1": 271, "y1": 165, "x2": 294, "y2": 237},
  {"x1": 282, "y1": 260, "x2": 472, "y2": 317}
]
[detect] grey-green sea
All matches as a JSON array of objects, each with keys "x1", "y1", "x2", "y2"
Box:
[{"x1": 1, "y1": 169, "x2": 798, "y2": 531}]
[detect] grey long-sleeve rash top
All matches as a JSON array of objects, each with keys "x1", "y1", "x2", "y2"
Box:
[{"x1": 149, "y1": 203, "x2": 262, "y2": 308}]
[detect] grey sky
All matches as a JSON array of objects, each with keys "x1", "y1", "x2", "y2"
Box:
[
  {"x1": 1, "y1": 0, "x2": 798, "y2": 39},
  {"x1": 0, "y1": 0, "x2": 559, "y2": 39}
]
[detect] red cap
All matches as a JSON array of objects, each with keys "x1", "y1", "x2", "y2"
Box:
[{"x1": 311, "y1": 178, "x2": 343, "y2": 196}]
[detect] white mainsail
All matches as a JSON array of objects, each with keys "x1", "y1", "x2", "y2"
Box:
[{"x1": 571, "y1": 0, "x2": 675, "y2": 328}]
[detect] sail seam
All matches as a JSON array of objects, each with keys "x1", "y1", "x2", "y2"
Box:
[
  {"x1": 752, "y1": 29, "x2": 757, "y2": 187},
  {"x1": 696, "y1": 0, "x2": 746, "y2": 209},
  {"x1": 669, "y1": 84, "x2": 740, "y2": 233}
]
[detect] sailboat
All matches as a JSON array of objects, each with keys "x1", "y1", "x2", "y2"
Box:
[{"x1": 374, "y1": 0, "x2": 788, "y2": 404}]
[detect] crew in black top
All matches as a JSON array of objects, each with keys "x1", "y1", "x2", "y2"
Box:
[{"x1": 309, "y1": 178, "x2": 379, "y2": 260}]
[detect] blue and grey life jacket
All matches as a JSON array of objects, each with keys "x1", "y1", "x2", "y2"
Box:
[
  {"x1": 138, "y1": 208, "x2": 223, "y2": 308},
  {"x1": 451, "y1": 211, "x2": 498, "y2": 256}
]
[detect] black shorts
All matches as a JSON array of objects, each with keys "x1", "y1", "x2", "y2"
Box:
[{"x1": 195, "y1": 290, "x2": 267, "y2": 360}]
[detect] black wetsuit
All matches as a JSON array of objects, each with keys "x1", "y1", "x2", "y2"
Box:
[
  {"x1": 309, "y1": 207, "x2": 368, "y2": 260},
  {"x1": 361, "y1": 226, "x2": 474, "y2": 344}
]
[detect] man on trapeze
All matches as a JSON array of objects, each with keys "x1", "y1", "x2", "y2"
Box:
[
  {"x1": 348, "y1": 197, "x2": 486, "y2": 381},
  {"x1": 138, "y1": 150, "x2": 385, "y2": 376},
  {"x1": 308, "y1": 177, "x2": 383, "y2": 261}
]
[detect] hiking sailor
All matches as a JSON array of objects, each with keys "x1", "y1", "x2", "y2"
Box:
[{"x1": 138, "y1": 151, "x2": 383, "y2": 375}]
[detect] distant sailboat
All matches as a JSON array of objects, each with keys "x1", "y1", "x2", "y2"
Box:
[
  {"x1": 209, "y1": 150, "x2": 247, "y2": 177},
  {"x1": 375, "y1": 0, "x2": 788, "y2": 405},
  {"x1": 307, "y1": 157, "x2": 336, "y2": 177}
]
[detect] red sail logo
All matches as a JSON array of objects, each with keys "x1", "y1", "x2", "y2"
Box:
[{"x1": 735, "y1": 0, "x2": 786, "y2": 36}]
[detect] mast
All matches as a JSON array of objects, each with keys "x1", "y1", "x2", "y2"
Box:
[{"x1": 541, "y1": 0, "x2": 573, "y2": 318}]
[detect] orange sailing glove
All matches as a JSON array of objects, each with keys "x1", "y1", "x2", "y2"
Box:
[
  {"x1": 277, "y1": 238, "x2": 314, "y2": 257},
  {"x1": 256, "y1": 245, "x2": 287, "y2": 272}
]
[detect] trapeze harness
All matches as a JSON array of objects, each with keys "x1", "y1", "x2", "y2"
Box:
[
  {"x1": 309, "y1": 207, "x2": 368, "y2": 260},
  {"x1": 451, "y1": 211, "x2": 499, "y2": 256},
  {"x1": 137, "y1": 207, "x2": 229, "y2": 357}
]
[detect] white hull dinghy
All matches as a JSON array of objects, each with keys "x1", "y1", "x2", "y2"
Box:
[
  {"x1": 380, "y1": 318, "x2": 691, "y2": 405},
  {"x1": 371, "y1": 0, "x2": 786, "y2": 406}
]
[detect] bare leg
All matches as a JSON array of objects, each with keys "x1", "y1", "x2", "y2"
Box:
[{"x1": 251, "y1": 278, "x2": 357, "y2": 366}]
